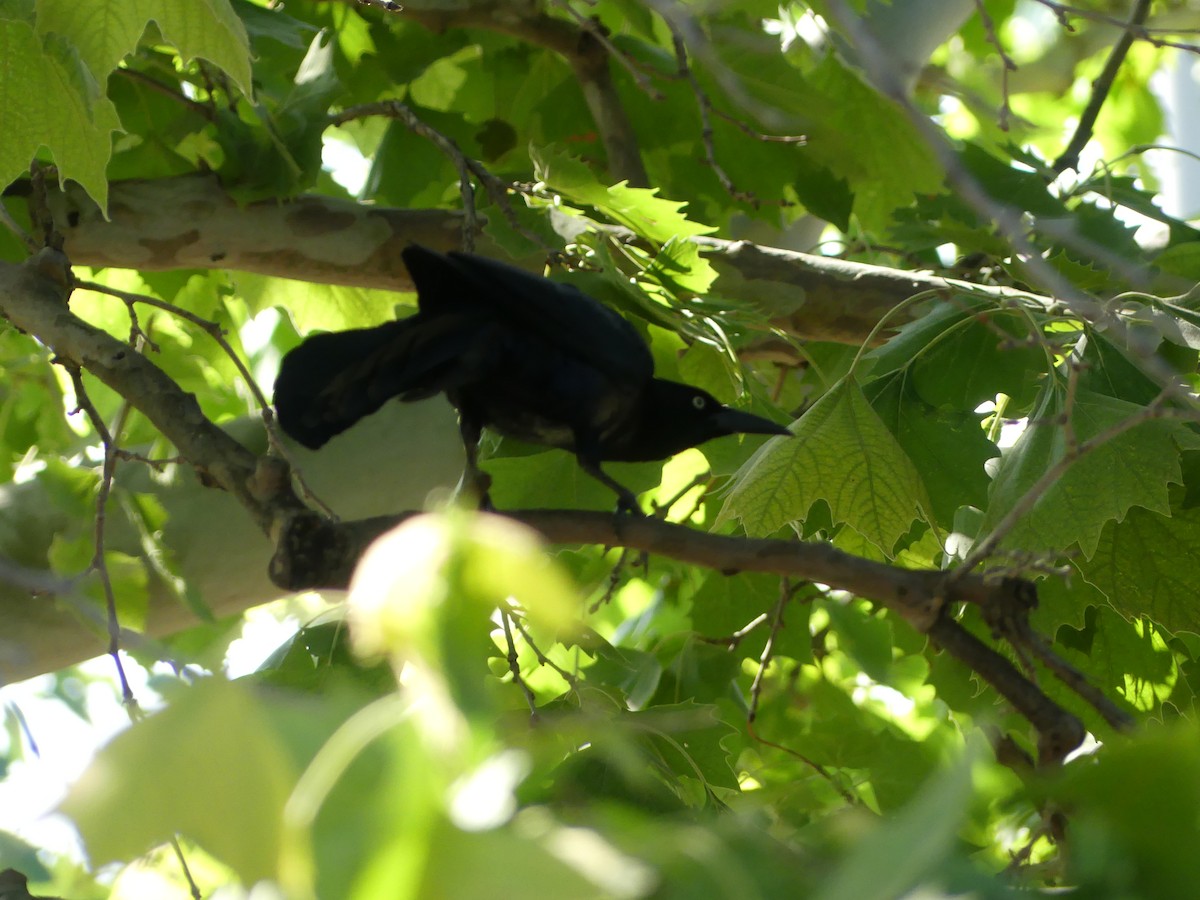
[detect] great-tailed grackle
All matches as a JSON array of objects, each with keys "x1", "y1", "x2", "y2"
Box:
[{"x1": 273, "y1": 245, "x2": 790, "y2": 511}]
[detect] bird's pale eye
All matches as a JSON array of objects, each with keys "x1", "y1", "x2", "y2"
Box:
[{"x1": 691, "y1": 395, "x2": 707, "y2": 410}]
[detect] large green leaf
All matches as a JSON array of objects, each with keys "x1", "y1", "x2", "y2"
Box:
[
  {"x1": 36, "y1": 0, "x2": 251, "y2": 92},
  {"x1": 719, "y1": 376, "x2": 929, "y2": 554},
  {"x1": 814, "y1": 752, "x2": 974, "y2": 900},
  {"x1": 1054, "y1": 723, "x2": 1200, "y2": 900},
  {"x1": 979, "y1": 388, "x2": 1193, "y2": 557},
  {"x1": 60, "y1": 678, "x2": 297, "y2": 883},
  {"x1": 1081, "y1": 505, "x2": 1200, "y2": 636},
  {"x1": 867, "y1": 373, "x2": 999, "y2": 526},
  {"x1": 236, "y1": 272, "x2": 407, "y2": 333},
  {"x1": 0, "y1": 20, "x2": 120, "y2": 204}
]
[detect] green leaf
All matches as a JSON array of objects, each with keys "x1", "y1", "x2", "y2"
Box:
[
  {"x1": 48, "y1": 534, "x2": 151, "y2": 631},
  {"x1": 690, "y1": 571, "x2": 811, "y2": 662},
  {"x1": 0, "y1": 21, "x2": 121, "y2": 204},
  {"x1": 1054, "y1": 722, "x2": 1200, "y2": 900},
  {"x1": 814, "y1": 752, "x2": 975, "y2": 900},
  {"x1": 959, "y1": 142, "x2": 1064, "y2": 217},
  {"x1": 793, "y1": 151, "x2": 853, "y2": 230},
  {"x1": 979, "y1": 388, "x2": 1191, "y2": 557},
  {"x1": 237, "y1": 272, "x2": 405, "y2": 333},
  {"x1": 909, "y1": 314, "x2": 1044, "y2": 410},
  {"x1": 1052, "y1": 606, "x2": 1172, "y2": 720},
  {"x1": 634, "y1": 701, "x2": 741, "y2": 794},
  {"x1": 645, "y1": 237, "x2": 718, "y2": 297},
  {"x1": 867, "y1": 373, "x2": 999, "y2": 526},
  {"x1": 802, "y1": 55, "x2": 943, "y2": 228},
  {"x1": 825, "y1": 600, "x2": 893, "y2": 683},
  {"x1": 35, "y1": 0, "x2": 252, "y2": 92},
  {"x1": 413, "y1": 818, "x2": 616, "y2": 900},
  {"x1": 60, "y1": 678, "x2": 296, "y2": 883},
  {"x1": 719, "y1": 376, "x2": 929, "y2": 555},
  {"x1": 1081, "y1": 506, "x2": 1200, "y2": 635},
  {"x1": 533, "y1": 148, "x2": 715, "y2": 243}
]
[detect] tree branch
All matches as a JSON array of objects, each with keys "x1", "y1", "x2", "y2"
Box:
[
  {"x1": 274, "y1": 506, "x2": 1130, "y2": 763},
  {"x1": 22, "y1": 176, "x2": 1057, "y2": 347},
  {"x1": 32, "y1": 174, "x2": 465, "y2": 290}
]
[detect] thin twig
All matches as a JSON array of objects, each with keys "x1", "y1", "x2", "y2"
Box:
[
  {"x1": 747, "y1": 579, "x2": 794, "y2": 724},
  {"x1": 356, "y1": 0, "x2": 404, "y2": 12},
  {"x1": 1022, "y1": 630, "x2": 1135, "y2": 732},
  {"x1": 970, "y1": 0, "x2": 1017, "y2": 131},
  {"x1": 64, "y1": 367, "x2": 137, "y2": 710},
  {"x1": 1053, "y1": 0, "x2": 1152, "y2": 173},
  {"x1": 501, "y1": 608, "x2": 541, "y2": 722},
  {"x1": 508, "y1": 610, "x2": 579, "y2": 686},
  {"x1": 650, "y1": 470, "x2": 712, "y2": 521},
  {"x1": 697, "y1": 612, "x2": 768, "y2": 649},
  {"x1": 170, "y1": 836, "x2": 203, "y2": 900},
  {"x1": 1031, "y1": 0, "x2": 1200, "y2": 55},
  {"x1": 745, "y1": 580, "x2": 856, "y2": 801},
  {"x1": 670, "y1": 27, "x2": 761, "y2": 207},
  {"x1": 114, "y1": 449, "x2": 188, "y2": 470},
  {"x1": 116, "y1": 68, "x2": 216, "y2": 122}
]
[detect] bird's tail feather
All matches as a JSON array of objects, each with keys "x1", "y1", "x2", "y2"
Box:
[
  {"x1": 274, "y1": 319, "x2": 416, "y2": 449},
  {"x1": 274, "y1": 315, "x2": 489, "y2": 449}
]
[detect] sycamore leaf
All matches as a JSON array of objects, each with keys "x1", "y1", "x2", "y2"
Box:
[
  {"x1": 235, "y1": 272, "x2": 407, "y2": 333},
  {"x1": 867, "y1": 373, "x2": 999, "y2": 526},
  {"x1": 36, "y1": 0, "x2": 251, "y2": 93},
  {"x1": 0, "y1": 21, "x2": 120, "y2": 205},
  {"x1": 1051, "y1": 605, "x2": 1172, "y2": 722},
  {"x1": 533, "y1": 149, "x2": 715, "y2": 243},
  {"x1": 60, "y1": 679, "x2": 295, "y2": 883},
  {"x1": 814, "y1": 753, "x2": 974, "y2": 900},
  {"x1": 802, "y1": 55, "x2": 943, "y2": 229},
  {"x1": 645, "y1": 236, "x2": 718, "y2": 297},
  {"x1": 979, "y1": 388, "x2": 1194, "y2": 557},
  {"x1": 718, "y1": 376, "x2": 929, "y2": 555},
  {"x1": 1081, "y1": 506, "x2": 1200, "y2": 636},
  {"x1": 640, "y1": 701, "x2": 741, "y2": 793}
]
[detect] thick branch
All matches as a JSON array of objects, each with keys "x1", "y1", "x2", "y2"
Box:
[
  {"x1": 38, "y1": 174, "x2": 465, "y2": 290},
  {"x1": 26, "y1": 177, "x2": 1052, "y2": 346},
  {"x1": 273, "y1": 507, "x2": 1092, "y2": 763}
]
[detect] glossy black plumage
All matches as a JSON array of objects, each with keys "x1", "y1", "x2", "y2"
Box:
[{"x1": 273, "y1": 245, "x2": 790, "y2": 510}]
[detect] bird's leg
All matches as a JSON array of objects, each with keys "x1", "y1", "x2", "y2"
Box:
[
  {"x1": 456, "y1": 414, "x2": 493, "y2": 510},
  {"x1": 578, "y1": 458, "x2": 643, "y2": 516}
]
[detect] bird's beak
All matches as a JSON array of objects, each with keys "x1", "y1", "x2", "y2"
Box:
[{"x1": 712, "y1": 407, "x2": 792, "y2": 436}]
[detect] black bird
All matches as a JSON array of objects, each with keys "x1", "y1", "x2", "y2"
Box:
[{"x1": 273, "y1": 245, "x2": 790, "y2": 511}]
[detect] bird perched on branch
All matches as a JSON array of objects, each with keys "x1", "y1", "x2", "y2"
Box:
[{"x1": 273, "y1": 245, "x2": 789, "y2": 511}]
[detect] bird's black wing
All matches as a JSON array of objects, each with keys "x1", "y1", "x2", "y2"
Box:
[{"x1": 401, "y1": 245, "x2": 655, "y2": 388}]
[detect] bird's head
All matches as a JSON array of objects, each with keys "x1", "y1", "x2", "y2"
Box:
[{"x1": 615, "y1": 379, "x2": 791, "y2": 461}]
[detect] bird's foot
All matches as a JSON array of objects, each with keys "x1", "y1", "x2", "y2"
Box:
[
  {"x1": 455, "y1": 465, "x2": 495, "y2": 511},
  {"x1": 614, "y1": 490, "x2": 645, "y2": 517}
]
